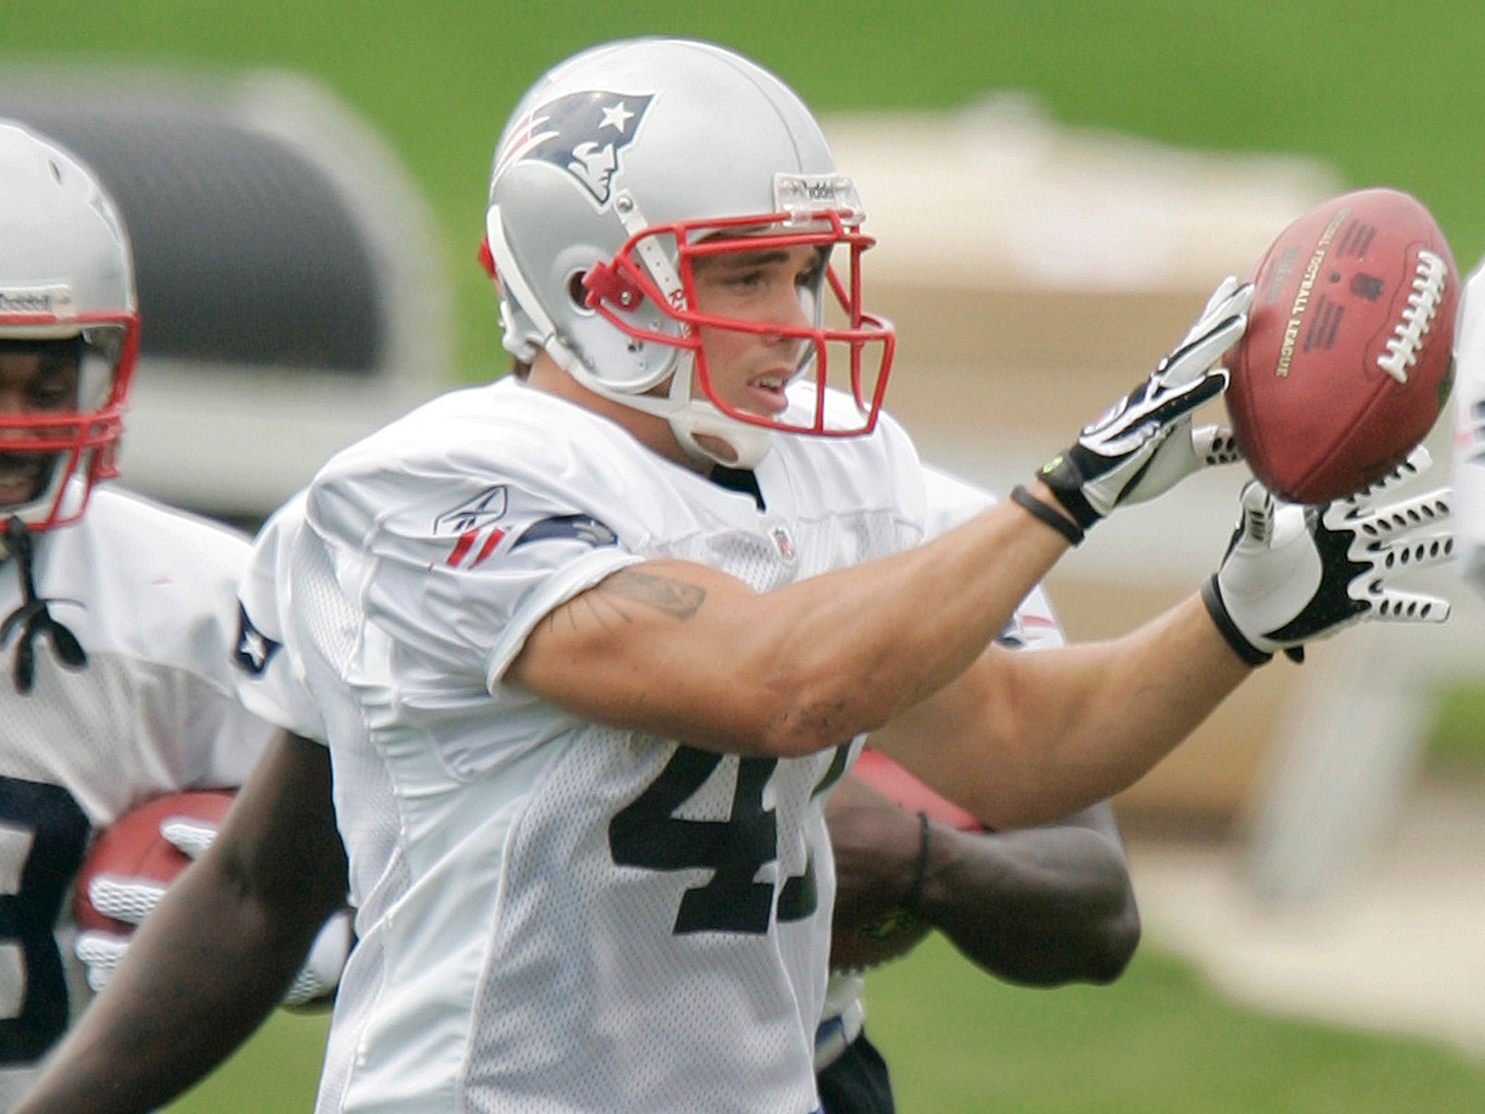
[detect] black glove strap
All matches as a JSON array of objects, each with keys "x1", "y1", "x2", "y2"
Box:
[
  {"x1": 1036, "y1": 450, "x2": 1104, "y2": 531},
  {"x1": 1199, "y1": 577, "x2": 1274, "y2": 667},
  {"x1": 1011, "y1": 485, "x2": 1085, "y2": 547}
]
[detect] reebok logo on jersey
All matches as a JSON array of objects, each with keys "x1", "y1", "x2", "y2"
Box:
[
  {"x1": 233, "y1": 604, "x2": 280, "y2": 676},
  {"x1": 435, "y1": 485, "x2": 510, "y2": 569},
  {"x1": 493, "y1": 90, "x2": 654, "y2": 207}
]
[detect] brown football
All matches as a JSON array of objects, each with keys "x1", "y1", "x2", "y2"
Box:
[
  {"x1": 1228, "y1": 187, "x2": 1457, "y2": 503},
  {"x1": 73, "y1": 789, "x2": 235, "y2": 934}
]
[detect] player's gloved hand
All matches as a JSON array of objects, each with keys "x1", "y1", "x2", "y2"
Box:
[
  {"x1": 1037, "y1": 277, "x2": 1252, "y2": 532},
  {"x1": 74, "y1": 811, "x2": 353, "y2": 1007},
  {"x1": 1201, "y1": 447, "x2": 1452, "y2": 665}
]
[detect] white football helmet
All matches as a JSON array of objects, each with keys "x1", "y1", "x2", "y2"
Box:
[
  {"x1": 483, "y1": 37, "x2": 895, "y2": 468},
  {"x1": 0, "y1": 119, "x2": 138, "y2": 530}
]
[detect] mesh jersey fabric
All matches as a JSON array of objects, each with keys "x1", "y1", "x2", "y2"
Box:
[
  {"x1": 260, "y1": 375, "x2": 930, "y2": 1114},
  {"x1": 0, "y1": 484, "x2": 275, "y2": 1108}
]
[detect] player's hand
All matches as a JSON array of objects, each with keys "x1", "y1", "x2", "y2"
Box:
[
  {"x1": 1202, "y1": 446, "x2": 1452, "y2": 664},
  {"x1": 1037, "y1": 277, "x2": 1252, "y2": 530},
  {"x1": 281, "y1": 907, "x2": 354, "y2": 1009},
  {"x1": 74, "y1": 813, "x2": 353, "y2": 1007},
  {"x1": 73, "y1": 811, "x2": 222, "y2": 993}
]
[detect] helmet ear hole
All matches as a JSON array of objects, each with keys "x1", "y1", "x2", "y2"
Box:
[{"x1": 567, "y1": 270, "x2": 593, "y2": 313}]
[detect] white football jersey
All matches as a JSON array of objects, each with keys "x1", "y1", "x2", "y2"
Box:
[
  {"x1": 0, "y1": 485, "x2": 275, "y2": 1110},
  {"x1": 1452, "y1": 258, "x2": 1485, "y2": 591},
  {"x1": 814, "y1": 466, "x2": 1065, "y2": 1072},
  {"x1": 266, "y1": 375, "x2": 930, "y2": 1114}
]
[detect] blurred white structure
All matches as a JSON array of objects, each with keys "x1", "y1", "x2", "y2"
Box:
[{"x1": 0, "y1": 67, "x2": 451, "y2": 520}]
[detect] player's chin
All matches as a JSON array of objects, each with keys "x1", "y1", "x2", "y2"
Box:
[{"x1": 0, "y1": 455, "x2": 52, "y2": 509}]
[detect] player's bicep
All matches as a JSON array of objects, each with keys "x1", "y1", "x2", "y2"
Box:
[{"x1": 506, "y1": 559, "x2": 768, "y2": 748}]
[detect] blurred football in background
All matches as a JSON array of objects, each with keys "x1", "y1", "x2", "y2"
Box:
[
  {"x1": 73, "y1": 789, "x2": 235, "y2": 934},
  {"x1": 1227, "y1": 187, "x2": 1457, "y2": 504}
]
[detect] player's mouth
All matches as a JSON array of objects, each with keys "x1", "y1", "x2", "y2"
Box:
[{"x1": 744, "y1": 371, "x2": 791, "y2": 415}]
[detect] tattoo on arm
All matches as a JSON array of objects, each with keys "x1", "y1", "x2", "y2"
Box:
[
  {"x1": 547, "y1": 568, "x2": 708, "y2": 635},
  {"x1": 599, "y1": 569, "x2": 706, "y2": 620}
]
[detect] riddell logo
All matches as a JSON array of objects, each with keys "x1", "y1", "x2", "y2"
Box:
[{"x1": 0, "y1": 285, "x2": 73, "y2": 315}]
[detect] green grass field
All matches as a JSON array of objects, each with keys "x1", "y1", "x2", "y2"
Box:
[
  {"x1": 6, "y1": 3, "x2": 1485, "y2": 1110},
  {"x1": 162, "y1": 939, "x2": 1485, "y2": 1114}
]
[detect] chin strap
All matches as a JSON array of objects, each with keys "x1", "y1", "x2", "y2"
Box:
[{"x1": 1, "y1": 516, "x2": 87, "y2": 693}]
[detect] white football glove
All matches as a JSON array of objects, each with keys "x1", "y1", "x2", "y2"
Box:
[
  {"x1": 1037, "y1": 276, "x2": 1252, "y2": 533},
  {"x1": 74, "y1": 810, "x2": 352, "y2": 1008},
  {"x1": 1202, "y1": 446, "x2": 1453, "y2": 664}
]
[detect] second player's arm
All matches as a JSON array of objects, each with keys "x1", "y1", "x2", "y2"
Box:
[{"x1": 14, "y1": 730, "x2": 347, "y2": 1114}]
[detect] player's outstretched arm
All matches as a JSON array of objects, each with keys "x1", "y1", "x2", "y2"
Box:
[
  {"x1": 13, "y1": 731, "x2": 348, "y2": 1114},
  {"x1": 826, "y1": 772, "x2": 1138, "y2": 985},
  {"x1": 869, "y1": 451, "x2": 1453, "y2": 831}
]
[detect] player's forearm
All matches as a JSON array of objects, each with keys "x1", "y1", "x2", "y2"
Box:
[
  {"x1": 1011, "y1": 596, "x2": 1250, "y2": 821},
  {"x1": 875, "y1": 594, "x2": 1251, "y2": 828},
  {"x1": 919, "y1": 822, "x2": 1140, "y2": 985},
  {"x1": 15, "y1": 862, "x2": 310, "y2": 1114}
]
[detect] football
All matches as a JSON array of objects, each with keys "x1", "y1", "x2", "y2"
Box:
[
  {"x1": 829, "y1": 750, "x2": 984, "y2": 973},
  {"x1": 848, "y1": 748, "x2": 986, "y2": 832},
  {"x1": 73, "y1": 789, "x2": 235, "y2": 934},
  {"x1": 1226, "y1": 186, "x2": 1458, "y2": 504}
]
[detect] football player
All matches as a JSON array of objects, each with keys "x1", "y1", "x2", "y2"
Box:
[
  {"x1": 0, "y1": 118, "x2": 282, "y2": 1109},
  {"x1": 13, "y1": 36, "x2": 1453, "y2": 1114}
]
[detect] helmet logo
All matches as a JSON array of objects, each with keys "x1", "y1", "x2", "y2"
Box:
[{"x1": 495, "y1": 91, "x2": 654, "y2": 207}]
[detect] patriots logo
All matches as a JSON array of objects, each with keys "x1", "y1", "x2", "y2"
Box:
[
  {"x1": 512, "y1": 514, "x2": 619, "y2": 550},
  {"x1": 233, "y1": 604, "x2": 280, "y2": 676},
  {"x1": 494, "y1": 90, "x2": 654, "y2": 206}
]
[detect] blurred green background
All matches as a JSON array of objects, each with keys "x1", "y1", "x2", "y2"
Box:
[
  {"x1": 6, "y1": 2, "x2": 1485, "y2": 1110},
  {"x1": 8, "y1": 0, "x2": 1482, "y2": 382}
]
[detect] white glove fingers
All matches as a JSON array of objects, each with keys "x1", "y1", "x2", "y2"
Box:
[
  {"x1": 1365, "y1": 588, "x2": 1451, "y2": 624},
  {"x1": 1350, "y1": 488, "x2": 1452, "y2": 546},
  {"x1": 1333, "y1": 446, "x2": 1436, "y2": 518},
  {"x1": 1237, "y1": 480, "x2": 1276, "y2": 545},
  {"x1": 282, "y1": 908, "x2": 353, "y2": 1008},
  {"x1": 87, "y1": 874, "x2": 168, "y2": 926},
  {"x1": 1182, "y1": 277, "x2": 1252, "y2": 348},
  {"x1": 1369, "y1": 528, "x2": 1455, "y2": 575},
  {"x1": 1194, "y1": 275, "x2": 1241, "y2": 326},
  {"x1": 159, "y1": 815, "x2": 218, "y2": 860},
  {"x1": 1192, "y1": 424, "x2": 1242, "y2": 466},
  {"x1": 1160, "y1": 314, "x2": 1247, "y2": 391},
  {"x1": 1103, "y1": 368, "x2": 1229, "y2": 456},
  {"x1": 74, "y1": 930, "x2": 129, "y2": 992}
]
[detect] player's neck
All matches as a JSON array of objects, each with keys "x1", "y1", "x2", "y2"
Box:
[{"x1": 523, "y1": 356, "x2": 703, "y2": 472}]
